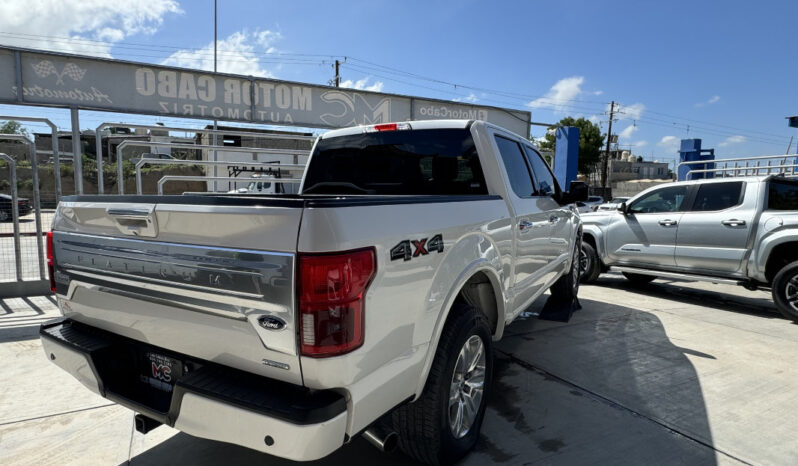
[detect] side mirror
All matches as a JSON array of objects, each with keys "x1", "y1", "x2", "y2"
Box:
[
  {"x1": 618, "y1": 202, "x2": 628, "y2": 214},
  {"x1": 559, "y1": 181, "x2": 589, "y2": 205}
]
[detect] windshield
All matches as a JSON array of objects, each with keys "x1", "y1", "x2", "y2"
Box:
[{"x1": 302, "y1": 128, "x2": 487, "y2": 195}]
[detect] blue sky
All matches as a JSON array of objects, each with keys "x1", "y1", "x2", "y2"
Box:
[{"x1": 1, "y1": 0, "x2": 796, "y2": 165}]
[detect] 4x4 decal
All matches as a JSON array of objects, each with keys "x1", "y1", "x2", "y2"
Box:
[{"x1": 391, "y1": 234, "x2": 444, "y2": 261}]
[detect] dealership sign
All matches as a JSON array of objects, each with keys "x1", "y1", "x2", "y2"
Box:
[{"x1": 0, "y1": 46, "x2": 530, "y2": 135}]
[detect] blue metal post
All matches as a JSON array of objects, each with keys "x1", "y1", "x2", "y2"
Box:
[{"x1": 554, "y1": 126, "x2": 579, "y2": 190}]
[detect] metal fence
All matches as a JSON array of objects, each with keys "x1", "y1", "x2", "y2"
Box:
[{"x1": 0, "y1": 115, "x2": 314, "y2": 297}]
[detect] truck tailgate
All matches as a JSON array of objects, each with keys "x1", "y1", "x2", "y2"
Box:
[{"x1": 51, "y1": 198, "x2": 304, "y2": 385}]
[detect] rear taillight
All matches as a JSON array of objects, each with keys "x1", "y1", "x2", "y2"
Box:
[
  {"x1": 298, "y1": 248, "x2": 376, "y2": 358},
  {"x1": 46, "y1": 231, "x2": 56, "y2": 293}
]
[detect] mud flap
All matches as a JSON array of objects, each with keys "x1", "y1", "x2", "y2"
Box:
[{"x1": 537, "y1": 294, "x2": 582, "y2": 322}]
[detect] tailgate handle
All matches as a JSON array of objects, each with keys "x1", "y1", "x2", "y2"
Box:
[
  {"x1": 107, "y1": 207, "x2": 158, "y2": 237},
  {"x1": 108, "y1": 208, "x2": 151, "y2": 218}
]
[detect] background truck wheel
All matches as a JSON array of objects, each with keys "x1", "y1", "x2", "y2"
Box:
[
  {"x1": 551, "y1": 238, "x2": 581, "y2": 301},
  {"x1": 622, "y1": 272, "x2": 656, "y2": 284},
  {"x1": 392, "y1": 303, "x2": 493, "y2": 465},
  {"x1": 771, "y1": 260, "x2": 798, "y2": 322},
  {"x1": 580, "y1": 242, "x2": 600, "y2": 283}
]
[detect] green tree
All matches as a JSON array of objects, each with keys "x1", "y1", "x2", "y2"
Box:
[
  {"x1": 537, "y1": 117, "x2": 605, "y2": 174},
  {"x1": 0, "y1": 120, "x2": 29, "y2": 137}
]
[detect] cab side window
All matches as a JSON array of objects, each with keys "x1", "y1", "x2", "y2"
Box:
[
  {"x1": 629, "y1": 186, "x2": 688, "y2": 214},
  {"x1": 495, "y1": 136, "x2": 534, "y2": 198},
  {"x1": 523, "y1": 146, "x2": 556, "y2": 196},
  {"x1": 689, "y1": 182, "x2": 743, "y2": 211}
]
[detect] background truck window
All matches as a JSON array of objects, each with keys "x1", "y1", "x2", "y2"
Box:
[
  {"x1": 768, "y1": 180, "x2": 798, "y2": 210},
  {"x1": 690, "y1": 182, "x2": 744, "y2": 211}
]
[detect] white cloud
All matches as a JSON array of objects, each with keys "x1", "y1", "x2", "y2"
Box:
[
  {"x1": 619, "y1": 124, "x2": 638, "y2": 140},
  {"x1": 453, "y1": 92, "x2": 479, "y2": 103},
  {"x1": 340, "y1": 77, "x2": 384, "y2": 92},
  {"x1": 162, "y1": 30, "x2": 282, "y2": 77},
  {"x1": 695, "y1": 95, "x2": 720, "y2": 107},
  {"x1": 527, "y1": 76, "x2": 584, "y2": 113},
  {"x1": 593, "y1": 90, "x2": 603, "y2": 96},
  {"x1": 616, "y1": 102, "x2": 645, "y2": 120},
  {"x1": 658, "y1": 135, "x2": 681, "y2": 153},
  {"x1": 1, "y1": 0, "x2": 182, "y2": 57},
  {"x1": 635, "y1": 140, "x2": 648, "y2": 148},
  {"x1": 588, "y1": 114, "x2": 602, "y2": 125},
  {"x1": 718, "y1": 135, "x2": 745, "y2": 147}
]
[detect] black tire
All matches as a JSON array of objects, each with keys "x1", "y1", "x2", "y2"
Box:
[
  {"x1": 580, "y1": 242, "x2": 601, "y2": 283},
  {"x1": 551, "y1": 237, "x2": 581, "y2": 300},
  {"x1": 622, "y1": 272, "x2": 656, "y2": 284},
  {"x1": 392, "y1": 303, "x2": 493, "y2": 465},
  {"x1": 771, "y1": 260, "x2": 798, "y2": 322}
]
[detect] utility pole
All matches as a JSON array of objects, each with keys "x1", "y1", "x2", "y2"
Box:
[
  {"x1": 212, "y1": 0, "x2": 218, "y2": 192},
  {"x1": 601, "y1": 101, "x2": 616, "y2": 189},
  {"x1": 334, "y1": 60, "x2": 341, "y2": 87}
]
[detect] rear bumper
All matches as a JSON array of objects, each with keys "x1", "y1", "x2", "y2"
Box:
[{"x1": 40, "y1": 320, "x2": 348, "y2": 462}]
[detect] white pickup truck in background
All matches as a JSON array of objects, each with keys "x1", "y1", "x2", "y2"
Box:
[{"x1": 41, "y1": 120, "x2": 586, "y2": 464}]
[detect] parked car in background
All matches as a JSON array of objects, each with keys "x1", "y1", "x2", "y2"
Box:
[
  {"x1": 584, "y1": 195, "x2": 604, "y2": 211},
  {"x1": 227, "y1": 174, "x2": 283, "y2": 195},
  {"x1": 595, "y1": 197, "x2": 630, "y2": 211},
  {"x1": 42, "y1": 120, "x2": 587, "y2": 464},
  {"x1": 0, "y1": 194, "x2": 32, "y2": 221},
  {"x1": 136, "y1": 152, "x2": 175, "y2": 162},
  {"x1": 580, "y1": 175, "x2": 798, "y2": 321}
]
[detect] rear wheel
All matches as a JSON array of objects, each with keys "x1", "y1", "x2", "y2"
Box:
[
  {"x1": 392, "y1": 303, "x2": 493, "y2": 465},
  {"x1": 551, "y1": 237, "x2": 581, "y2": 300},
  {"x1": 580, "y1": 242, "x2": 601, "y2": 283},
  {"x1": 772, "y1": 260, "x2": 798, "y2": 322},
  {"x1": 622, "y1": 272, "x2": 656, "y2": 284}
]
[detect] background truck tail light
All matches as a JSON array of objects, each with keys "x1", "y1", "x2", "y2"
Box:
[
  {"x1": 298, "y1": 248, "x2": 376, "y2": 357},
  {"x1": 46, "y1": 231, "x2": 55, "y2": 293}
]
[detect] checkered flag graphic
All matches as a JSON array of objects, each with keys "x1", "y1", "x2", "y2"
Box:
[
  {"x1": 61, "y1": 63, "x2": 86, "y2": 83},
  {"x1": 30, "y1": 60, "x2": 86, "y2": 85},
  {"x1": 31, "y1": 60, "x2": 57, "y2": 79}
]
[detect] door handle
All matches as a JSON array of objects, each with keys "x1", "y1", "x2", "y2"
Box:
[
  {"x1": 519, "y1": 220, "x2": 533, "y2": 231},
  {"x1": 721, "y1": 219, "x2": 746, "y2": 227},
  {"x1": 658, "y1": 219, "x2": 677, "y2": 226}
]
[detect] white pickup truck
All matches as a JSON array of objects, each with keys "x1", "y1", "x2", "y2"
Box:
[{"x1": 41, "y1": 120, "x2": 585, "y2": 464}]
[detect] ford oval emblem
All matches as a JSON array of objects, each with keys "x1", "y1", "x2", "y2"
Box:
[{"x1": 258, "y1": 315, "x2": 286, "y2": 331}]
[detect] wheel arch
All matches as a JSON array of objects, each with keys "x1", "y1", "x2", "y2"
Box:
[
  {"x1": 763, "y1": 240, "x2": 798, "y2": 284},
  {"x1": 412, "y1": 232, "x2": 507, "y2": 399}
]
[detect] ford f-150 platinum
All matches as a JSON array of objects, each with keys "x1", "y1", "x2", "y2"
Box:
[
  {"x1": 41, "y1": 120, "x2": 586, "y2": 464},
  {"x1": 580, "y1": 175, "x2": 798, "y2": 321}
]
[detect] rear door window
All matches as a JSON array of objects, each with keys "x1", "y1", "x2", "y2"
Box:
[
  {"x1": 494, "y1": 136, "x2": 535, "y2": 198},
  {"x1": 768, "y1": 180, "x2": 798, "y2": 210},
  {"x1": 302, "y1": 128, "x2": 487, "y2": 195},
  {"x1": 689, "y1": 182, "x2": 744, "y2": 211}
]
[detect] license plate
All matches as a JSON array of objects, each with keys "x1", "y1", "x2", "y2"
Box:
[{"x1": 140, "y1": 351, "x2": 183, "y2": 392}]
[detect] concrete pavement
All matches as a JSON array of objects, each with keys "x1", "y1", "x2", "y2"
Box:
[{"x1": 1, "y1": 275, "x2": 797, "y2": 465}]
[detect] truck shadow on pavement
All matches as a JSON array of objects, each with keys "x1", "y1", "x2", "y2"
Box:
[
  {"x1": 126, "y1": 298, "x2": 720, "y2": 465},
  {"x1": 596, "y1": 274, "x2": 780, "y2": 319}
]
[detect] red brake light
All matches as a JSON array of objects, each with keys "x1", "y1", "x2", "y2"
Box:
[
  {"x1": 46, "y1": 231, "x2": 56, "y2": 293},
  {"x1": 298, "y1": 248, "x2": 376, "y2": 357},
  {"x1": 366, "y1": 122, "x2": 411, "y2": 132}
]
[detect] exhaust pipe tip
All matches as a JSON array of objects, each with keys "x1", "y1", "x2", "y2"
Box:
[
  {"x1": 134, "y1": 413, "x2": 163, "y2": 435},
  {"x1": 363, "y1": 425, "x2": 398, "y2": 453}
]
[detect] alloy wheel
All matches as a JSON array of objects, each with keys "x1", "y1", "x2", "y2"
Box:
[{"x1": 448, "y1": 335, "x2": 486, "y2": 439}]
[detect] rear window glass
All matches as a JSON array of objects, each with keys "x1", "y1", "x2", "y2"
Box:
[
  {"x1": 302, "y1": 128, "x2": 487, "y2": 195},
  {"x1": 768, "y1": 180, "x2": 798, "y2": 210},
  {"x1": 690, "y1": 182, "x2": 744, "y2": 211}
]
